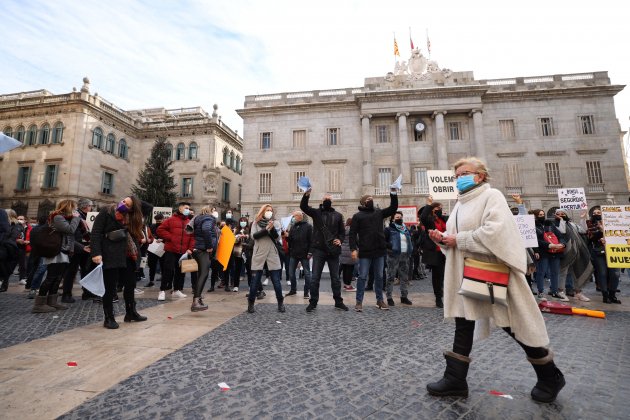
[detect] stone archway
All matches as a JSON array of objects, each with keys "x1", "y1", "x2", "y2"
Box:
[{"x1": 37, "y1": 199, "x2": 56, "y2": 219}]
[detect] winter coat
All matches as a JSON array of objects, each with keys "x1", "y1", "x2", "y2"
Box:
[
  {"x1": 287, "y1": 221, "x2": 312, "y2": 259},
  {"x1": 443, "y1": 183, "x2": 550, "y2": 348},
  {"x1": 251, "y1": 220, "x2": 281, "y2": 270},
  {"x1": 193, "y1": 214, "x2": 217, "y2": 251},
  {"x1": 300, "y1": 194, "x2": 345, "y2": 255},
  {"x1": 339, "y1": 225, "x2": 354, "y2": 265},
  {"x1": 349, "y1": 193, "x2": 398, "y2": 258},
  {"x1": 45, "y1": 214, "x2": 81, "y2": 264},
  {"x1": 419, "y1": 204, "x2": 448, "y2": 267},
  {"x1": 91, "y1": 208, "x2": 140, "y2": 270},
  {"x1": 157, "y1": 212, "x2": 194, "y2": 254},
  {"x1": 535, "y1": 221, "x2": 566, "y2": 259},
  {"x1": 384, "y1": 222, "x2": 413, "y2": 256}
]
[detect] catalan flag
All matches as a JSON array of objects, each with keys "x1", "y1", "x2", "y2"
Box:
[
  {"x1": 409, "y1": 27, "x2": 414, "y2": 49},
  {"x1": 394, "y1": 37, "x2": 400, "y2": 57}
]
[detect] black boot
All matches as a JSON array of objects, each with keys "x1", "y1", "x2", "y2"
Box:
[
  {"x1": 609, "y1": 291, "x2": 622, "y2": 304},
  {"x1": 426, "y1": 351, "x2": 470, "y2": 397},
  {"x1": 277, "y1": 298, "x2": 286, "y2": 313},
  {"x1": 528, "y1": 351, "x2": 565, "y2": 403},
  {"x1": 0, "y1": 279, "x2": 8, "y2": 292},
  {"x1": 124, "y1": 302, "x2": 148, "y2": 322},
  {"x1": 602, "y1": 290, "x2": 611, "y2": 303},
  {"x1": 103, "y1": 306, "x2": 119, "y2": 329},
  {"x1": 436, "y1": 296, "x2": 443, "y2": 308},
  {"x1": 247, "y1": 300, "x2": 255, "y2": 313}
]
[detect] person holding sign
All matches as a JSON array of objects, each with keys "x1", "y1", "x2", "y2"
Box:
[
  {"x1": 420, "y1": 196, "x2": 448, "y2": 308},
  {"x1": 587, "y1": 208, "x2": 621, "y2": 304},
  {"x1": 426, "y1": 157, "x2": 565, "y2": 404}
]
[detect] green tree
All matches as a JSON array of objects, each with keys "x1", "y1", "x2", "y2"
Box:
[{"x1": 131, "y1": 136, "x2": 177, "y2": 207}]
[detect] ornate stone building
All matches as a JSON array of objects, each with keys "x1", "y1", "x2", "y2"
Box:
[
  {"x1": 237, "y1": 50, "x2": 627, "y2": 220},
  {"x1": 0, "y1": 78, "x2": 243, "y2": 218}
]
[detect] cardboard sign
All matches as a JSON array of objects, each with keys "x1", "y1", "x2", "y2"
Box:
[
  {"x1": 152, "y1": 207, "x2": 173, "y2": 224},
  {"x1": 398, "y1": 206, "x2": 418, "y2": 225},
  {"x1": 514, "y1": 215, "x2": 538, "y2": 248},
  {"x1": 215, "y1": 226, "x2": 236, "y2": 271},
  {"x1": 601, "y1": 205, "x2": 630, "y2": 267},
  {"x1": 557, "y1": 188, "x2": 587, "y2": 211},
  {"x1": 427, "y1": 170, "x2": 457, "y2": 200},
  {"x1": 85, "y1": 212, "x2": 99, "y2": 231}
]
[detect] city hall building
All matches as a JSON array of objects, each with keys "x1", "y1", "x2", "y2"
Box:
[
  {"x1": 237, "y1": 50, "x2": 627, "y2": 220},
  {"x1": 0, "y1": 78, "x2": 243, "y2": 218}
]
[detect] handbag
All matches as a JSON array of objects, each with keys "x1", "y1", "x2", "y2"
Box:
[
  {"x1": 181, "y1": 258, "x2": 198, "y2": 273},
  {"x1": 105, "y1": 228, "x2": 127, "y2": 242},
  {"x1": 543, "y1": 231, "x2": 564, "y2": 253},
  {"x1": 458, "y1": 258, "x2": 510, "y2": 305},
  {"x1": 232, "y1": 243, "x2": 243, "y2": 258}
]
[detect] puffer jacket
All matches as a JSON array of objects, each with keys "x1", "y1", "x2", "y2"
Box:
[
  {"x1": 157, "y1": 212, "x2": 194, "y2": 254},
  {"x1": 349, "y1": 193, "x2": 398, "y2": 258},
  {"x1": 193, "y1": 214, "x2": 217, "y2": 251}
]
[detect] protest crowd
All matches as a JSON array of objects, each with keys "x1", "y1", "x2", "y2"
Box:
[{"x1": 0, "y1": 156, "x2": 624, "y2": 404}]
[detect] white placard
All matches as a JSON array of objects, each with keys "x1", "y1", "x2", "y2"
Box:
[
  {"x1": 152, "y1": 207, "x2": 173, "y2": 224},
  {"x1": 514, "y1": 215, "x2": 538, "y2": 248},
  {"x1": 85, "y1": 212, "x2": 99, "y2": 231},
  {"x1": 398, "y1": 206, "x2": 418, "y2": 225},
  {"x1": 427, "y1": 170, "x2": 458, "y2": 200},
  {"x1": 557, "y1": 188, "x2": 587, "y2": 211}
]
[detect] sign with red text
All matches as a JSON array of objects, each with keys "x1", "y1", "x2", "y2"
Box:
[{"x1": 557, "y1": 188, "x2": 587, "y2": 211}]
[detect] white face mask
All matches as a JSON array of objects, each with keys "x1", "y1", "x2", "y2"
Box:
[
  {"x1": 264, "y1": 211, "x2": 273, "y2": 220},
  {"x1": 211, "y1": 211, "x2": 219, "y2": 218},
  {"x1": 226, "y1": 213, "x2": 233, "y2": 219}
]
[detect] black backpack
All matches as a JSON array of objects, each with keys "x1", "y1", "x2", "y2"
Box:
[{"x1": 30, "y1": 224, "x2": 63, "y2": 258}]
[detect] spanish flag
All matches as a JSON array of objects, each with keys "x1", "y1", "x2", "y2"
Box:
[{"x1": 394, "y1": 37, "x2": 400, "y2": 57}]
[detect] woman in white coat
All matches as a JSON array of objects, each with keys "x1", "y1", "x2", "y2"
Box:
[
  {"x1": 426, "y1": 157, "x2": 565, "y2": 404},
  {"x1": 247, "y1": 204, "x2": 285, "y2": 314}
]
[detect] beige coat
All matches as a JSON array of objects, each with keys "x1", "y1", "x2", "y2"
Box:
[
  {"x1": 250, "y1": 221, "x2": 282, "y2": 271},
  {"x1": 443, "y1": 183, "x2": 550, "y2": 348}
]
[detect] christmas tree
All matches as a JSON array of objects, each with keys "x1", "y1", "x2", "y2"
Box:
[{"x1": 131, "y1": 137, "x2": 177, "y2": 207}]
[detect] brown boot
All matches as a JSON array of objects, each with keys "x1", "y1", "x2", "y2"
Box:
[
  {"x1": 32, "y1": 295, "x2": 56, "y2": 313},
  {"x1": 47, "y1": 294, "x2": 68, "y2": 310}
]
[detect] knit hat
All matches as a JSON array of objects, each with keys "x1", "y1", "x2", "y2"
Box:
[
  {"x1": 554, "y1": 208, "x2": 566, "y2": 215},
  {"x1": 360, "y1": 195, "x2": 372, "y2": 206}
]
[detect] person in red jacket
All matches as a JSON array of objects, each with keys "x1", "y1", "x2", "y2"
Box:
[{"x1": 156, "y1": 202, "x2": 194, "y2": 301}]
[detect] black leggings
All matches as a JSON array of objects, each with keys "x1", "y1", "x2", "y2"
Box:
[
  {"x1": 429, "y1": 262, "x2": 445, "y2": 299},
  {"x1": 38, "y1": 262, "x2": 68, "y2": 296},
  {"x1": 453, "y1": 317, "x2": 548, "y2": 359}
]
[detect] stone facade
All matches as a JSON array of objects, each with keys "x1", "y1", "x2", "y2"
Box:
[
  {"x1": 238, "y1": 65, "x2": 627, "y2": 220},
  {"x1": 0, "y1": 78, "x2": 243, "y2": 218}
]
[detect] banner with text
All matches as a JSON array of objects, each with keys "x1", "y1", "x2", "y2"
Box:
[
  {"x1": 557, "y1": 187, "x2": 587, "y2": 211},
  {"x1": 601, "y1": 205, "x2": 630, "y2": 268},
  {"x1": 514, "y1": 214, "x2": 538, "y2": 248},
  {"x1": 152, "y1": 207, "x2": 173, "y2": 224},
  {"x1": 427, "y1": 170, "x2": 458, "y2": 200},
  {"x1": 85, "y1": 212, "x2": 99, "y2": 231},
  {"x1": 398, "y1": 206, "x2": 418, "y2": 225}
]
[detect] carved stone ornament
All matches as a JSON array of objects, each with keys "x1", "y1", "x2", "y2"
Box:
[{"x1": 387, "y1": 48, "x2": 452, "y2": 82}]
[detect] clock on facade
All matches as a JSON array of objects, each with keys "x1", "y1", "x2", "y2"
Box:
[{"x1": 415, "y1": 122, "x2": 426, "y2": 132}]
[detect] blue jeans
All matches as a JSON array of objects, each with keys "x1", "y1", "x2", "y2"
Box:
[
  {"x1": 591, "y1": 251, "x2": 620, "y2": 293},
  {"x1": 249, "y1": 269, "x2": 283, "y2": 303},
  {"x1": 535, "y1": 256, "x2": 560, "y2": 293},
  {"x1": 357, "y1": 256, "x2": 385, "y2": 303},
  {"x1": 32, "y1": 259, "x2": 47, "y2": 290},
  {"x1": 288, "y1": 257, "x2": 311, "y2": 294},
  {"x1": 310, "y1": 249, "x2": 342, "y2": 305}
]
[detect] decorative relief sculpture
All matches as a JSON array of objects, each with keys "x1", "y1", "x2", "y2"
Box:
[{"x1": 387, "y1": 48, "x2": 452, "y2": 82}]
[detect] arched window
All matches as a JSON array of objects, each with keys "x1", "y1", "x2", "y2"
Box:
[
  {"x1": 15, "y1": 126, "x2": 25, "y2": 143},
  {"x1": 176, "y1": 143, "x2": 185, "y2": 160},
  {"x1": 188, "y1": 142, "x2": 198, "y2": 160},
  {"x1": 229, "y1": 151, "x2": 235, "y2": 169},
  {"x1": 106, "y1": 133, "x2": 116, "y2": 154},
  {"x1": 92, "y1": 127, "x2": 103, "y2": 149},
  {"x1": 51, "y1": 122, "x2": 63, "y2": 143},
  {"x1": 165, "y1": 143, "x2": 173, "y2": 161},
  {"x1": 118, "y1": 139, "x2": 128, "y2": 159},
  {"x1": 235, "y1": 156, "x2": 241, "y2": 173},
  {"x1": 3, "y1": 126, "x2": 12, "y2": 138},
  {"x1": 222, "y1": 147, "x2": 229, "y2": 165},
  {"x1": 39, "y1": 123, "x2": 50, "y2": 145},
  {"x1": 26, "y1": 125, "x2": 37, "y2": 146}
]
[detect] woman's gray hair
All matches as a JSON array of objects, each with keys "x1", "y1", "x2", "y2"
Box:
[{"x1": 453, "y1": 156, "x2": 490, "y2": 181}]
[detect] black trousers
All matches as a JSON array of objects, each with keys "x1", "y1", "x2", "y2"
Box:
[
  {"x1": 103, "y1": 258, "x2": 136, "y2": 311},
  {"x1": 147, "y1": 252, "x2": 164, "y2": 282},
  {"x1": 62, "y1": 251, "x2": 90, "y2": 297},
  {"x1": 453, "y1": 317, "x2": 548, "y2": 359},
  {"x1": 161, "y1": 251, "x2": 185, "y2": 291},
  {"x1": 429, "y1": 260, "x2": 445, "y2": 299},
  {"x1": 38, "y1": 262, "x2": 68, "y2": 296}
]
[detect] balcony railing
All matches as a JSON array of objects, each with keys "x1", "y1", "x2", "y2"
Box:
[
  {"x1": 258, "y1": 193, "x2": 272, "y2": 202},
  {"x1": 545, "y1": 186, "x2": 561, "y2": 195},
  {"x1": 412, "y1": 186, "x2": 430, "y2": 195},
  {"x1": 327, "y1": 192, "x2": 342, "y2": 199},
  {"x1": 587, "y1": 184, "x2": 605, "y2": 193},
  {"x1": 374, "y1": 187, "x2": 390, "y2": 196},
  {"x1": 505, "y1": 187, "x2": 523, "y2": 195},
  {"x1": 292, "y1": 193, "x2": 302, "y2": 201}
]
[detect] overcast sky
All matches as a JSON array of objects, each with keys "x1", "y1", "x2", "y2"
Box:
[{"x1": 1, "y1": 0, "x2": 628, "y2": 137}]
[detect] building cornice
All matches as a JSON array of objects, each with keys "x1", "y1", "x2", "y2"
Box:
[
  {"x1": 535, "y1": 151, "x2": 567, "y2": 157},
  {"x1": 253, "y1": 162, "x2": 278, "y2": 167},
  {"x1": 576, "y1": 149, "x2": 607, "y2": 155},
  {"x1": 287, "y1": 160, "x2": 312, "y2": 166},
  {"x1": 483, "y1": 85, "x2": 625, "y2": 103},
  {"x1": 321, "y1": 159, "x2": 348, "y2": 164},
  {"x1": 496, "y1": 152, "x2": 527, "y2": 158}
]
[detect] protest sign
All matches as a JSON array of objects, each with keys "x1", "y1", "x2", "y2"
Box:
[
  {"x1": 398, "y1": 206, "x2": 418, "y2": 225},
  {"x1": 152, "y1": 207, "x2": 173, "y2": 224},
  {"x1": 85, "y1": 212, "x2": 99, "y2": 231},
  {"x1": 427, "y1": 170, "x2": 457, "y2": 200},
  {"x1": 601, "y1": 205, "x2": 630, "y2": 268},
  {"x1": 557, "y1": 188, "x2": 587, "y2": 211},
  {"x1": 514, "y1": 215, "x2": 538, "y2": 248}
]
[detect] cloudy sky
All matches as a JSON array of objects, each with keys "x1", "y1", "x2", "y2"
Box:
[{"x1": 1, "y1": 0, "x2": 628, "y2": 136}]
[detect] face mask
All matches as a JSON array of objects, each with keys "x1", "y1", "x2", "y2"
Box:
[
  {"x1": 116, "y1": 201, "x2": 129, "y2": 214},
  {"x1": 592, "y1": 215, "x2": 602, "y2": 221},
  {"x1": 435, "y1": 210, "x2": 443, "y2": 218},
  {"x1": 211, "y1": 211, "x2": 219, "y2": 218},
  {"x1": 182, "y1": 209, "x2": 190, "y2": 216},
  {"x1": 322, "y1": 199, "x2": 332, "y2": 209},
  {"x1": 291, "y1": 217, "x2": 296, "y2": 224},
  {"x1": 226, "y1": 213, "x2": 232, "y2": 219},
  {"x1": 394, "y1": 219, "x2": 403, "y2": 225},
  {"x1": 365, "y1": 201, "x2": 374, "y2": 210},
  {"x1": 240, "y1": 221, "x2": 247, "y2": 228},
  {"x1": 18, "y1": 220, "x2": 25, "y2": 224},
  {"x1": 264, "y1": 211, "x2": 273, "y2": 220},
  {"x1": 536, "y1": 216, "x2": 546, "y2": 224},
  {"x1": 456, "y1": 175, "x2": 477, "y2": 193}
]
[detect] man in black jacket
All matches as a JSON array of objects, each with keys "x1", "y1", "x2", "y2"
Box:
[
  {"x1": 285, "y1": 211, "x2": 312, "y2": 298},
  {"x1": 349, "y1": 189, "x2": 398, "y2": 312},
  {"x1": 300, "y1": 190, "x2": 347, "y2": 312}
]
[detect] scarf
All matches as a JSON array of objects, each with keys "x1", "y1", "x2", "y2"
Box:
[
  {"x1": 393, "y1": 223, "x2": 408, "y2": 234},
  {"x1": 115, "y1": 211, "x2": 138, "y2": 261},
  {"x1": 258, "y1": 219, "x2": 269, "y2": 229}
]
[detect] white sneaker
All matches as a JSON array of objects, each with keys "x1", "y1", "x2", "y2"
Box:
[
  {"x1": 18, "y1": 279, "x2": 27, "y2": 285},
  {"x1": 158, "y1": 291, "x2": 166, "y2": 301},
  {"x1": 172, "y1": 290, "x2": 187, "y2": 298},
  {"x1": 556, "y1": 291, "x2": 570, "y2": 302},
  {"x1": 576, "y1": 292, "x2": 591, "y2": 302},
  {"x1": 262, "y1": 278, "x2": 269, "y2": 286},
  {"x1": 232, "y1": 287, "x2": 238, "y2": 292},
  {"x1": 134, "y1": 288, "x2": 144, "y2": 295},
  {"x1": 286, "y1": 280, "x2": 291, "y2": 286}
]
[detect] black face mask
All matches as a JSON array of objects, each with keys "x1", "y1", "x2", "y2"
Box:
[
  {"x1": 592, "y1": 215, "x2": 602, "y2": 221},
  {"x1": 322, "y1": 199, "x2": 332, "y2": 209},
  {"x1": 365, "y1": 201, "x2": 374, "y2": 210},
  {"x1": 394, "y1": 219, "x2": 403, "y2": 225},
  {"x1": 536, "y1": 216, "x2": 546, "y2": 224},
  {"x1": 434, "y1": 210, "x2": 443, "y2": 218}
]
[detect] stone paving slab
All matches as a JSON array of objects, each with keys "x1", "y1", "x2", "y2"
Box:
[{"x1": 58, "y1": 303, "x2": 630, "y2": 419}]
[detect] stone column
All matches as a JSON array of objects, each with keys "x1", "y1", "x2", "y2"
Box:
[
  {"x1": 470, "y1": 109, "x2": 486, "y2": 159},
  {"x1": 361, "y1": 114, "x2": 373, "y2": 187},
  {"x1": 433, "y1": 111, "x2": 448, "y2": 169},
  {"x1": 396, "y1": 112, "x2": 411, "y2": 184}
]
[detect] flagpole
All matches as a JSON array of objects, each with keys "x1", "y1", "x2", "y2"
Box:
[{"x1": 426, "y1": 28, "x2": 431, "y2": 59}]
